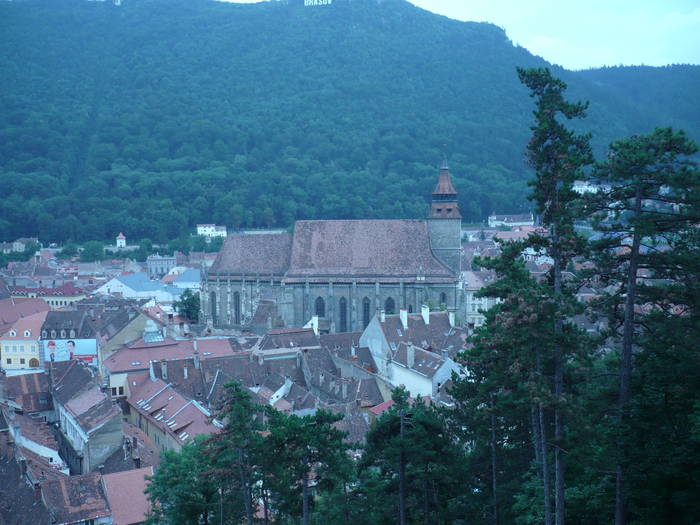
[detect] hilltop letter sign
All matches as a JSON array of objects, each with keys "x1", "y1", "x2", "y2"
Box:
[{"x1": 304, "y1": 0, "x2": 332, "y2": 5}]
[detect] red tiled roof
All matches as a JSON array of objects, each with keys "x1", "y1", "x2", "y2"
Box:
[
  {"x1": 0, "y1": 298, "x2": 49, "y2": 332},
  {"x1": 0, "y1": 310, "x2": 47, "y2": 340},
  {"x1": 102, "y1": 467, "x2": 153, "y2": 525},
  {"x1": 287, "y1": 220, "x2": 454, "y2": 279},
  {"x1": 210, "y1": 233, "x2": 292, "y2": 276}
]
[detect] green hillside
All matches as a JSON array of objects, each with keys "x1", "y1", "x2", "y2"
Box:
[{"x1": 0, "y1": 0, "x2": 697, "y2": 242}]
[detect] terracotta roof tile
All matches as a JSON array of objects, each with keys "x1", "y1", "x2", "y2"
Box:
[{"x1": 102, "y1": 467, "x2": 153, "y2": 525}]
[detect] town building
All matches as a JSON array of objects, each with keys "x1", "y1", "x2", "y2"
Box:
[
  {"x1": 10, "y1": 282, "x2": 86, "y2": 309},
  {"x1": 49, "y1": 360, "x2": 123, "y2": 474},
  {"x1": 116, "y1": 232, "x2": 126, "y2": 249},
  {"x1": 40, "y1": 311, "x2": 99, "y2": 366},
  {"x1": 487, "y1": 213, "x2": 535, "y2": 228},
  {"x1": 95, "y1": 272, "x2": 183, "y2": 303},
  {"x1": 460, "y1": 270, "x2": 500, "y2": 330},
  {"x1": 0, "y1": 310, "x2": 48, "y2": 372},
  {"x1": 196, "y1": 223, "x2": 228, "y2": 238},
  {"x1": 146, "y1": 254, "x2": 177, "y2": 279},
  {"x1": 202, "y1": 164, "x2": 462, "y2": 333}
]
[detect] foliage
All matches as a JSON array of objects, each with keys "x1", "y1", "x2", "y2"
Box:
[
  {"x1": 174, "y1": 289, "x2": 200, "y2": 323},
  {"x1": 79, "y1": 240, "x2": 105, "y2": 262}
]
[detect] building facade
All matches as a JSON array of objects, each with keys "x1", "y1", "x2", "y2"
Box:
[{"x1": 202, "y1": 165, "x2": 462, "y2": 333}]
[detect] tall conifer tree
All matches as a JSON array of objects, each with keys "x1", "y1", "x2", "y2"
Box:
[{"x1": 517, "y1": 67, "x2": 593, "y2": 525}]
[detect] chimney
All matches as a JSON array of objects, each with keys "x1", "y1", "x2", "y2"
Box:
[
  {"x1": 134, "y1": 456, "x2": 141, "y2": 469},
  {"x1": 160, "y1": 360, "x2": 168, "y2": 380},
  {"x1": 193, "y1": 339, "x2": 198, "y2": 352},
  {"x1": 193, "y1": 350, "x2": 200, "y2": 370},
  {"x1": 341, "y1": 381, "x2": 347, "y2": 399},
  {"x1": 351, "y1": 345, "x2": 356, "y2": 358},
  {"x1": 448, "y1": 309, "x2": 455, "y2": 328},
  {"x1": 407, "y1": 345, "x2": 415, "y2": 368},
  {"x1": 258, "y1": 353, "x2": 264, "y2": 366},
  {"x1": 149, "y1": 361, "x2": 156, "y2": 382},
  {"x1": 98, "y1": 464, "x2": 104, "y2": 474},
  {"x1": 380, "y1": 310, "x2": 386, "y2": 323},
  {"x1": 19, "y1": 458, "x2": 27, "y2": 478},
  {"x1": 399, "y1": 308, "x2": 408, "y2": 330},
  {"x1": 183, "y1": 366, "x2": 188, "y2": 380},
  {"x1": 441, "y1": 348, "x2": 449, "y2": 361},
  {"x1": 162, "y1": 326, "x2": 167, "y2": 339},
  {"x1": 34, "y1": 482, "x2": 42, "y2": 502},
  {"x1": 421, "y1": 304, "x2": 430, "y2": 325},
  {"x1": 132, "y1": 436, "x2": 138, "y2": 450}
]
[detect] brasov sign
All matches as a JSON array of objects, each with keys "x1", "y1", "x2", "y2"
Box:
[{"x1": 304, "y1": 0, "x2": 333, "y2": 6}]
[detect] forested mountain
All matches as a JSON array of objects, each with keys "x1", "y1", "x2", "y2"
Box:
[{"x1": 0, "y1": 0, "x2": 697, "y2": 242}]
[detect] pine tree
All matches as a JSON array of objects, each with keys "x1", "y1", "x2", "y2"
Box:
[
  {"x1": 517, "y1": 67, "x2": 593, "y2": 525},
  {"x1": 586, "y1": 127, "x2": 700, "y2": 525}
]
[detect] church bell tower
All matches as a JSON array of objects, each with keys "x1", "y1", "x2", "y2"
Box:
[{"x1": 427, "y1": 161, "x2": 462, "y2": 274}]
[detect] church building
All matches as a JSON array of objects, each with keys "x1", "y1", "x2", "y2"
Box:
[{"x1": 201, "y1": 163, "x2": 462, "y2": 333}]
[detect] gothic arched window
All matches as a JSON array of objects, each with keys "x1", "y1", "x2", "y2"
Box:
[
  {"x1": 385, "y1": 297, "x2": 395, "y2": 315},
  {"x1": 440, "y1": 292, "x2": 447, "y2": 306},
  {"x1": 233, "y1": 291, "x2": 241, "y2": 325},
  {"x1": 362, "y1": 297, "x2": 371, "y2": 328},
  {"x1": 210, "y1": 291, "x2": 217, "y2": 325},
  {"x1": 315, "y1": 297, "x2": 326, "y2": 318},
  {"x1": 339, "y1": 297, "x2": 347, "y2": 333}
]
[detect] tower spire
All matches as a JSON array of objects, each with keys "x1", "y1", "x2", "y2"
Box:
[{"x1": 429, "y1": 163, "x2": 461, "y2": 219}]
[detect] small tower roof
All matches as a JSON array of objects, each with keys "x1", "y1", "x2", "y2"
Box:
[
  {"x1": 117, "y1": 233, "x2": 126, "y2": 239},
  {"x1": 432, "y1": 164, "x2": 458, "y2": 196}
]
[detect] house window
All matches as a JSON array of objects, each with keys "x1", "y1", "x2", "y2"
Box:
[
  {"x1": 385, "y1": 297, "x2": 395, "y2": 315},
  {"x1": 111, "y1": 387, "x2": 117, "y2": 396},
  {"x1": 314, "y1": 297, "x2": 325, "y2": 318},
  {"x1": 6, "y1": 358, "x2": 11, "y2": 365},
  {"x1": 119, "y1": 386, "x2": 124, "y2": 396},
  {"x1": 20, "y1": 358, "x2": 25, "y2": 365},
  {"x1": 29, "y1": 358, "x2": 39, "y2": 367},
  {"x1": 440, "y1": 292, "x2": 447, "y2": 306}
]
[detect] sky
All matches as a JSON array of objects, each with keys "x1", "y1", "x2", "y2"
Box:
[{"x1": 222, "y1": 0, "x2": 700, "y2": 70}]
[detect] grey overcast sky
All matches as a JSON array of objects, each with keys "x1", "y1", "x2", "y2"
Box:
[{"x1": 223, "y1": 0, "x2": 700, "y2": 70}]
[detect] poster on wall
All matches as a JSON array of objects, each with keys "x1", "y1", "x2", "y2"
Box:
[{"x1": 43, "y1": 339, "x2": 98, "y2": 366}]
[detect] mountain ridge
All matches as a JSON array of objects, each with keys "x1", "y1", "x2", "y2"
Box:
[{"x1": 0, "y1": 0, "x2": 697, "y2": 242}]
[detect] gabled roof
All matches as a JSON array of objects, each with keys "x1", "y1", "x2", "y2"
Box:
[
  {"x1": 392, "y1": 343, "x2": 446, "y2": 378},
  {"x1": 0, "y1": 298, "x2": 50, "y2": 332},
  {"x1": 209, "y1": 220, "x2": 458, "y2": 281},
  {"x1": 379, "y1": 311, "x2": 467, "y2": 357},
  {"x1": 210, "y1": 233, "x2": 292, "y2": 276},
  {"x1": 42, "y1": 310, "x2": 96, "y2": 338},
  {"x1": 287, "y1": 220, "x2": 454, "y2": 280},
  {"x1": 259, "y1": 327, "x2": 319, "y2": 350},
  {"x1": 3, "y1": 372, "x2": 51, "y2": 413},
  {"x1": 102, "y1": 467, "x2": 153, "y2": 525},
  {"x1": 41, "y1": 472, "x2": 111, "y2": 525},
  {"x1": 50, "y1": 361, "x2": 121, "y2": 434},
  {"x1": 1, "y1": 310, "x2": 47, "y2": 341}
]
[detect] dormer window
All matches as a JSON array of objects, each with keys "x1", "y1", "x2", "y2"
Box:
[
  {"x1": 60, "y1": 330, "x2": 66, "y2": 338},
  {"x1": 9, "y1": 330, "x2": 16, "y2": 337},
  {"x1": 24, "y1": 330, "x2": 31, "y2": 337},
  {"x1": 42, "y1": 330, "x2": 47, "y2": 338},
  {"x1": 70, "y1": 330, "x2": 75, "y2": 338},
  {"x1": 51, "y1": 330, "x2": 56, "y2": 338}
]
